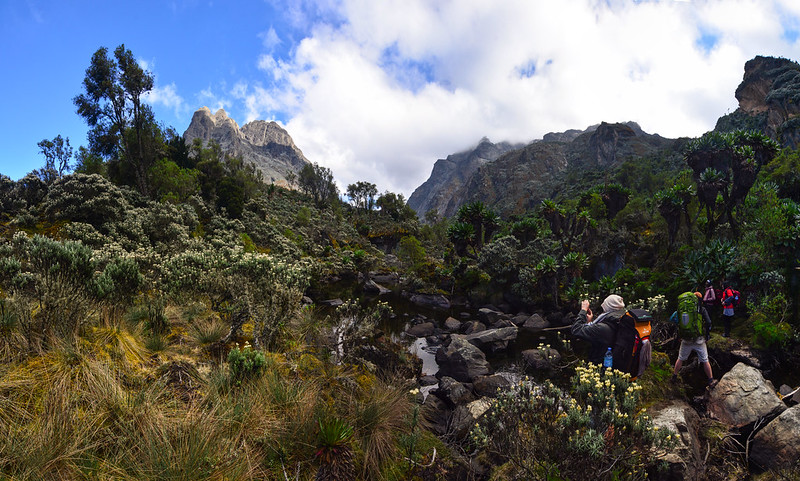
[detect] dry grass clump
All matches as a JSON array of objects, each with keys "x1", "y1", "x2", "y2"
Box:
[{"x1": 0, "y1": 301, "x2": 421, "y2": 480}]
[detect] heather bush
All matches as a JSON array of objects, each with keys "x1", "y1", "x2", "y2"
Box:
[
  {"x1": 40, "y1": 173, "x2": 132, "y2": 227},
  {"x1": 471, "y1": 364, "x2": 675, "y2": 480}
]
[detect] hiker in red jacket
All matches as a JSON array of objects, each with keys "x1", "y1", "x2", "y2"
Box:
[{"x1": 721, "y1": 282, "x2": 736, "y2": 337}]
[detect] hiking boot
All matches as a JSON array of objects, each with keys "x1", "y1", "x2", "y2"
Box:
[
  {"x1": 670, "y1": 374, "x2": 679, "y2": 384},
  {"x1": 707, "y1": 378, "x2": 718, "y2": 389}
]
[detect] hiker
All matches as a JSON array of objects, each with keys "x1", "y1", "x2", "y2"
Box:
[
  {"x1": 721, "y1": 282, "x2": 737, "y2": 337},
  {"x1": 702, "y1": 280, "x2": 716, "y2": 309},
  {"x1": 571, "y1": 294, "x2": 626, "y2": 365},
  {"x1": 670, "y1": 292, "x2": 715, "y2": 387}
]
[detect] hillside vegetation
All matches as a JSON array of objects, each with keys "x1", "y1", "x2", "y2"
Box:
[{"x1": 1, "y1": 46, "x2": 799, "y2": 480}]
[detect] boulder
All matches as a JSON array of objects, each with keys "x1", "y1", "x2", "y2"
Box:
[
  {"x1": 406, "y1": 321, "x2": 436, "y2": 338},
  {"x1": 750, "y1": 404, "x2": 800, "y2": 471},
  {"x1": 649, "y1": 400, "x2": 703, "y2": 481},
  {"x1": 473, "y1": 374, "x2": 511, "y2": 398},
  {"x1": 510, "y1": 314, "x2": 529, "y2": 326},
  {"x1": 435, "y1": 336, "x2": 491, "y2": 383},
  {"x1": 369, "y1": 271, "x2": 400, "y2": 285},
  {"x1": 436, "y1": 376, "x2": 476, "y2": 407},
  {"x1": 478, "y1": 308, "x2": 504, "y2": 324},
  {"x1": 461, "y1": 327, "x2": 518, "y2": 347},
  {"x1": 491, "y1": 318, "x2": 515, "y2": 329},
  {"x1": 418, "y1": 375, "x2": 438, "y2": 387},
  {"x1": 319, "y1": 298, "x2": 344, "y2": 307},
  {"x1": 363, "y1": 279, "x2": 391, "y2": 295},
  {"x1": 521, "y1": 313, "x2": 549, "y2": 331},
  {"x1": 521, "y1": 347, "x2": 562, "y2": 371},
  {"x1": 444, "y1": 317, "x2": 462, "y2": 333},
  {"x1": 707, "y1": 363, "x2": 786, "y2": 429},
  {"x1": 409, "y1": 293, "x2": 451, "y2": 310},
  {"x1": 450, "y1": 398, "x2": 493, "y2": 439},
  {"x1": 420, "y1": 393, "x2": 451, "y2": 436},
  {"x1": 462, "y1": 321, "x2": 487, "y2": 335}
]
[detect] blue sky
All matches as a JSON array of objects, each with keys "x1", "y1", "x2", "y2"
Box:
[{"x1": 1, "y1": 0, "x2": 799, "y2": 197}]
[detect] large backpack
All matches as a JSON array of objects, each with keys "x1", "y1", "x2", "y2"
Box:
[
  {"x1": 677, "y1": 292, "x2": 704, "y2": 339},
  {"x1": 608, "y1": 309, "x2": 653, "y2": 380},
  {"x1": 723, "y1": 288, "x2": 741, "y2": 308}
]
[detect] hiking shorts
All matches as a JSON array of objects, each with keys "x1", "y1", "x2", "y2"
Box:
[{"x1": 678, "y1": 338, "x2": 709, "y2": 363}]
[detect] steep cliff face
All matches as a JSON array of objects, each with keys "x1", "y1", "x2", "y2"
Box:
[
  {"x1": 715, "y1": 56, "x2": 800, "y2": 147},
  {"x1": 183, "y1": 107, "x2": 310, "y2": 185},
  {"x1": 410, "y1": 122, "x2": 679, "y2": 219},
  {"x1": 407, "y1": 138, "x2": 523, "y2": 218}
]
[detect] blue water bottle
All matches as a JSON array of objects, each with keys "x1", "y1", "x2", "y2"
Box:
[{"x1": 603, "y1": 347, "x2": 613, "y2": 369}]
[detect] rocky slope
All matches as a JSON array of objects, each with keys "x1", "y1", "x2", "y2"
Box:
[
  {"x1": 715, "y1": 55, "x2": 800, "y2": 148},
  {"x1": 409, "y1": 122, "x2": 681, "y2": 219},
  {"x1": 183, "y1": 107, "x2": 310, "y2": 185},
  {"x1": 407, "y1": 138, "x2": 523, "y2": 219}
]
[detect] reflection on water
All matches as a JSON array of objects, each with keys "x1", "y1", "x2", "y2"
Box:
[{"x1": 410, "y1": 337, "x2": 439, "y2": 376}]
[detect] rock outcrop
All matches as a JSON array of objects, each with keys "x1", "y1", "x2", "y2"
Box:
[
  {"x1": 407, "y1": 137, "x2": 523, "y2": 219},
  {"x1": 649, "y1": 401, "x2": 703, "y2": 481},
  {"x1": 715, "y1": 55, "x2": 800, "y2": 148},
  {"x1": 183, "y1": 107, "x2": 310, "y2": 185},
  {"x1": 435, "y1": 336, "x2": 491, "y2": 382},
  {"x1": 750, "y1": 404, "x2": 800, "y2": 471},
  {"x1": 707, "y1": 363, "x2": 785, "y2": 429}
]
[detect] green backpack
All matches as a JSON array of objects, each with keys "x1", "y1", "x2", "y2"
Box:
[{"x1": 677, "y1": 292, "x2": 703, "y2": 340}]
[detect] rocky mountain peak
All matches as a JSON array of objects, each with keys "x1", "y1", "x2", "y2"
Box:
[
  {"x1": 716, "y1": 55, "x2": 800, "y2": 148},
  {"x1": 184, "y1": 107, "x2": 310, "y2": 185}
]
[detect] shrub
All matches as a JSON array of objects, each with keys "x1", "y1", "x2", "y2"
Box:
[
  {"x1": 227, "y1": 343, "x2": 266, "y2": 385},
  {"x1": 471, "y1": 364, "x2": 675, "y2": 480}
]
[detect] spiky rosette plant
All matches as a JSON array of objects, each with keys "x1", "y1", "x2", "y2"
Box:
[{"x1": 315, "y1": 417, "x2": 355, "y2": 481}]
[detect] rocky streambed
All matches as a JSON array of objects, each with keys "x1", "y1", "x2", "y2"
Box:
[{"x1": 312, "y1": 274, "x2": 800, "y2": 477}]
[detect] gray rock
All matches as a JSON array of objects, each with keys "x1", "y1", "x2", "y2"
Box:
[
  {"x1": 462, "y1": 321, "x2": 487, "y2": 335},
  {"x1": 444, "y1": 317, "x2": 462, "y2": 332},
  {"x1": 473, "y1": 374, "x2": 511, "y2": 398},
  {"x1": 319, "y1": 298, "x2": 344, "y2": 307},
  {"x1": 369, "y1": 271, "x2": 400, "y2": 285},
  {"x1": 478, "y1": 308, "x2": 504, "y2": 324},
  {"x1": 407, "y1": 322, "x2": 436, "y2": 338},
  {"x1": 436, "y1": 376, "x2": 476, "y2": 407},
  {"x1": 649, "y1": 401, "x2": 703, "y2": 481},
  {"x1": 409, "y1": 293, "x2": 451, "y2": 310},
  {"x1": 419, "y1": 375, "x2": 438, "y2": 387},
  {"x1": 491, "y1": 319, "x2": 515, "y2": 329},
  {"x1": 420, "y1": 393, "x2": 451, "y2": 436},
  {"x1": 461, "y1": 327, "x2": 518, "y2": 347},
  {"x1": 184, "y1": 107, "x2": 309, "y2": 185},
  {"x1": 435, "y1": 336, "x2": 491, "y2": 383},
  {"x1": 707, "y1": 363, "x2": 786, "y2": 429},
  {"x1": 363, "y1": 279, "x2": 391, "y2": 295},
  {"x1": 521, "y1": 347, "x2": 562, "y2": 371},
  {"x1": 510, "y1": 314, "x2": 529, "y2": 326},
  {"x1": 450, "y1": 398, "x2": 493, "y2": 439},
  {"x1": 750, "y1": 404, "x2": 800, "y2": 471},
  {"x1": 521, "y1": 313, "x2": 549, "y2": 331}
]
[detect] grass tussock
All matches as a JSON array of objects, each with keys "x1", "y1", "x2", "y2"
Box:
[{"x1": 0, "y1": 302, "x2": 422, "y2": 480}]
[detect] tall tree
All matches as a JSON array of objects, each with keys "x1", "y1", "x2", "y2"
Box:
[
  {"x1": 346, "y1": 181, "x2": 377, "y2": 214},
  {"x1": 36, "y1": 135, "x2": 73, "y2": 183},
  {"x1": 73, "y1": 44, "x2": 159, "y2": 196},
  {"x1": 298, "y1": 162, "x2": 338, "y2": 207}
]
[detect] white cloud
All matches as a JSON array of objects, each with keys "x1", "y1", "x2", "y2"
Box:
[
  {"x1": 144, "y1": 83, "x2": 186, "y2": 117},
  {"x1": 258, "y1": 27, "x2": 281, "y2": 51},
  {"x1": 237, "y1": 0, "x2": 799, "y2": 197}
]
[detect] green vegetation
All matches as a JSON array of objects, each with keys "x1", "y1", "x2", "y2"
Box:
[{"x1": 1, "y1": 45, "x2": 799, "y2": 480}]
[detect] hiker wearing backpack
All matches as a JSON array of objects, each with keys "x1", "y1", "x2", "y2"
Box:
[
  {"x1": 670, "y1": 292, "x2": 715, "y2": 387},
  {"x1": 571, "y1": 295, "x2": 626, "y2": 365},
  {"x1": 720, "y1": 282, "x2": 738, "y2": 337}
]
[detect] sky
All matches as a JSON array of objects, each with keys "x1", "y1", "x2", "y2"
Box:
[{"x1": 1, "y1": 0, "x2": 799, "y2": 198}]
